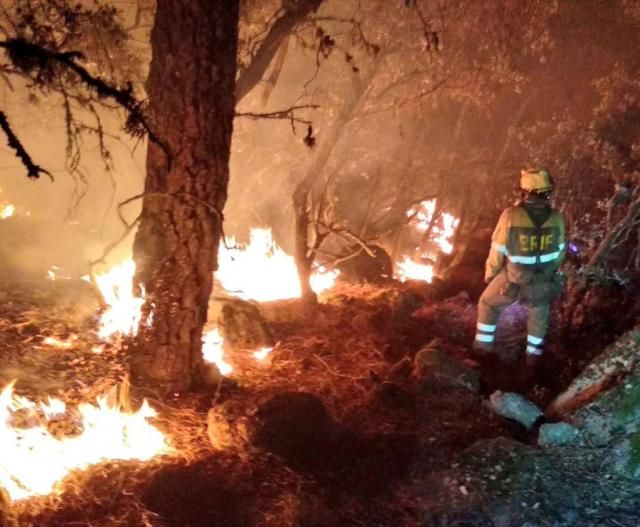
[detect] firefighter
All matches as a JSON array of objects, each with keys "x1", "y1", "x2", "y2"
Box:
[{"x1": 473, "y1": 168, "x2": 566, "y2": 367}]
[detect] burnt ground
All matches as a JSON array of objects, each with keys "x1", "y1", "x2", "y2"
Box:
[{"x1": 0, "y1": 275, "x2": 628, "y2": 527}]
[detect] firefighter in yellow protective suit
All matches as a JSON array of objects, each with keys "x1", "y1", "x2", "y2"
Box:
[{"x1": 473, "y1": 168, "x2": 566, "y2": 367}]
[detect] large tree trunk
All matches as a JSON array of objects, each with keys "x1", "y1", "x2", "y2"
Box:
[{"x1": 130, "y1": 0, "x2": 239, "y2": 394}]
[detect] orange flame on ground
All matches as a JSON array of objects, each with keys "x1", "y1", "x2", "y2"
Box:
[
  {"x1": 0, "y1": 382, "x2": 169, "y2": 501},
  {"x1": 201, "y1": 326, "x2": 274, "y2": 375},
  {"x1": 94, "y1": 229, "x2": 338, "y2": 340},
  {"x1": 216, "y1": 228, "x2": 339, "y2": 302},
  {"x1": 201, "y1": 327, "x2": 234, "y2": 376}
]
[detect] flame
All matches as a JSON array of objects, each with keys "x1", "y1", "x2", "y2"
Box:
[
  {"x1": 407, "y1": 198, "x2": 436, "y2": 232},
  {"x1": 216, "y1": 228, "x2": 338, "y2": 302},
  {"x1": 396, "y1": 199, "x2": 459, "y2": 283},
  {"x1": 94, "y1": 261, "x2": 146, "y2": 340},
  {"x1": 0, "y1": 203, "x2": 15, "y2": 219},
  {"x1": 0, "y1": 381, "x2": 169, "y2": 501},
  {"x1": 202, "y1": 327, "x2": 233, "y2": 376},
  {"x1": 432, "y1": 212, "x2": 460, "y2": 255},
  {"x1": 93, "y1": 228, "x2": 338, "y2": 341},
  {"x1": 395, "y1": 256, "x2": 435, "y2": 283},
  {"x1": 201, "y1": 327, "x2": 274, "y2": 375}
]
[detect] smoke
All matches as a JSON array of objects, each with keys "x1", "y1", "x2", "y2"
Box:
[{"x1": 0, "y1": 82, "x2": 145, "y2": 279}]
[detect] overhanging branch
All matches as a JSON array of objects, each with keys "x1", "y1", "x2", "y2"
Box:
[
  {"x1": 0, "y1": 110, "x2": 52, "y2": 180},
  {"x1": 0, "y1": 38, "x2": 153, "y2": 139}
]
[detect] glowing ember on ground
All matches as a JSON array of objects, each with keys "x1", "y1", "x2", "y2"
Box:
[
  {"x1": 41, "y1": 334, "x2": 78, "y2": 349},
  {"x1": 202, "y1": 327, "x2": 233, "y2": 376},
  {"x1": 217, "y1": 228, "x2": 339, "y2": 302},
  {"x1": 46, "y1": 266, "x2": 73, "y2": 281},
  {"x1": 0, "y1": 381, "x2": 169, "y2": 501},
  {"x1": 91, "y1": 344, "x2": 106, "y2": 354},
  {"x1": 94, "y1": 260, "x2": 146, "y2": 340},
  {"x1": 252, "y1": 347, "x2": 273, "y2": 362},
  {"x1": 396, "y1": 199, "x2": 460, "y2": 283},
  {"x1": 0, "y1": 203, "x2": 15, "y2": 219}
]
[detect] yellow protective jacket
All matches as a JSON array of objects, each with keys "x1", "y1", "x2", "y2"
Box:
[{"x1": 485, "y1": 203, "x2": 566, "y2": 285}]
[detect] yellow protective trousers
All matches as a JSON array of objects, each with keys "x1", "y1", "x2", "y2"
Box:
[{"x1": 474, "y1": 271, "x2": 551, "y2": 357}]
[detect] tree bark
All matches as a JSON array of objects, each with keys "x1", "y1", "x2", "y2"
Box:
[{"x1": 130, "y1": 0, "x2": 239, "y2": 394}]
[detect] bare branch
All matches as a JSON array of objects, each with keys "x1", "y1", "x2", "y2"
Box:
[{"x1": 235, "y1": 104, "x2": 319, "y2": 130}]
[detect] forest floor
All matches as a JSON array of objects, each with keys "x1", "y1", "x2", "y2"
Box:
[{"x1": 0, "y1": 272, "x2": 636, "y2": 526}]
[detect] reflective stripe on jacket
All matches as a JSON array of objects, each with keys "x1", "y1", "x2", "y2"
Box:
[{"x1": 485, "y1": 204, "x2": 566, "y2": 285}]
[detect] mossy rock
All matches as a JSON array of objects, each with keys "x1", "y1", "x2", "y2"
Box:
[{"x1": 414, "y1": 343, "x2": 480, "y2": 393}]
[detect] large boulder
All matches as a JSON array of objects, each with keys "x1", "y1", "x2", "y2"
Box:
[
  {"x1": 413, "y1": 340, "x2": 480, "y2": 394},
  {"x1": 208, "y1": 296, "x2": 274, "y2": 350}
]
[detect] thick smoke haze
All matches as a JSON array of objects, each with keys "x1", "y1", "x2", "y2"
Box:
[{"x1": 0, "y1": 0, "x2": 639, "y2": 277}]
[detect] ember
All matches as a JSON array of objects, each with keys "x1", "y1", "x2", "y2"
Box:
[
  {"x1": 0, "y1": 203, "x2": 15, "y2": 219},
  {"x1": 41, "y1": 334, "x2": 78, "y2": 349}
]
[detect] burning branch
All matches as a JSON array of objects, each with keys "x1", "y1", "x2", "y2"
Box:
[{"x1": 0, "y1": 110, "x2": 52, "y2": 180}]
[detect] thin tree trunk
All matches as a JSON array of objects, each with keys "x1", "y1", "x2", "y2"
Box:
[
  {"x1": 293, "y1": 67, "x2": 376, "y2": 302},
  {"x1": 235, "y1": 0, "x2": 323, "y2": 104},
  {"x1": 130, "y1": 0, "x2": 239, "y2": 394}
]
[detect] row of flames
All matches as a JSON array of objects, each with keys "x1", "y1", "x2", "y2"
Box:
[{"x1": 0, "y1": 200, "x2": 457, "y2": 502}]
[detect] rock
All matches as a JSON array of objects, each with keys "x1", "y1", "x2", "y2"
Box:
[
  {"x1": 537, "y1": 422, "x2": 580, "y2": 447},
  {"x1": 414, "y1": 341, "x2": 480, "y2": 394},
  {"x1": 488, "y1": 391, "x2": 543, "y2": 430},
  {"x1": 208, "y1": 296, "x2": 274, "y2": 349}
]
